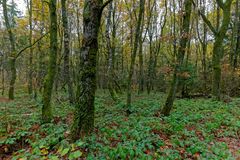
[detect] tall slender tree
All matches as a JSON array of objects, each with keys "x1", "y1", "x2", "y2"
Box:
[
  {"x1": 196, "y1": 0, "x2": 208, "y2": 94},
  {"x1": 161, "y1": 0, "x2": 192, "y2": 116},
  {"x1": 126, "y1": 0, "x2": 145, "y2": 112},
  {"x1": 61, "y1": 0, "x2": 75, "y2": 104},
  {"x1": 27, "y1": 0, "x2": 33, "y2": 96},
  {"x1": 42, "y1": 0, "x2": 58, "y2": 123},
  {"x1": 106, "y1": 2, "x2": 117, "y2": 101},
  {"x1": 2, "y1": 0, "x2": 17, "y2": 100},
  {"x1": 233, "y1": 0, "x2": 240, "y2": 69}
]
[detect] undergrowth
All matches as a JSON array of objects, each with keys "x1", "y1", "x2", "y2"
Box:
[{"x1": 0, "y1": 91, "x2": 240, "y2": 159}]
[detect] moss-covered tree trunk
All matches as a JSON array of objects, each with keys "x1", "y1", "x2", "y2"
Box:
[
  {"x1": 27, "y1": 0, "x2": 33, "y2": 96},
  {"x1": 212, "y1": 38, "x2": 223, "y2": 100},
  {"x1": 198, "y1": 0, "x2": 232, "y2": 99},
  {"x1": 146, "y1": 1, "x2": 155, "y2": 94},
  {"x1": 2, "y1": 0, "x2": 17, "y2": 100},
  {"x1": 106, "y1": 2, "x2": 117, "y2": 101},
  {"x1": 161, "y1": 0, "x2": 192, "y2": 116},
  {"x1": 231, "y1": 0, "x2": 240, "y2": 70},
  {"x1": 61, "y1": 0, "x2": 75, "y2": 104},
  {"x1": 42, "y1": 0, "x2": 58, "y2": 123},
  {"x1": 138, "y1": 28, "x2": 144, "y2": 93},
  {"x1": 138, "y1": 1, "x2": 152, "y2": 93},
  {"x1": 212, "y1": 1, "x2": 232, "y2": 100},
  {"x1": 235, "y1": 0, "x2": 240, "y2": 69},
  {"x1": 126, "y1": 0, "x2": 145, "y2": 112},
  {"x1": 37, "y1": 0, "x2": 46, "y2": 94},
  {"x1": 71, "y1": 0, "x2": 112, "y2": 141},
  {"x1": 201, "y1": 0, "x2": 208, "y2": 94},
  {"x1": 1, "y1": 56, "x2": 5, "y2": 96},
  {"x1": 147, "y1": 33, "x2": 154, "y2": 94}
]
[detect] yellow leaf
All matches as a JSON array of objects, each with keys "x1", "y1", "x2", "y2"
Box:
[{"x1": 41, "y1": 148, "x2": 48, "y2": 155}]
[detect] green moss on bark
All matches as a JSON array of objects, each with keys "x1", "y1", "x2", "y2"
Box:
[{"x1": 42, "y1": 0, "x2": 58, "y2": 123}]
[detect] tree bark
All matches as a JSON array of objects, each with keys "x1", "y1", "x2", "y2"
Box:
[
  {"x1": 196, "y1": 0, "x2": 233, "y2": 100},
  {"x1": 37, "y1": 0, "x2": 46, "y2": 93},
  {"x1": 42, "y1": 0, "x2": 58, "y2": 123},
  {"x1": 27, "y1": 0, "x2": 33, "y2": 96},
  {"x1": 106, "y1": 2, "x2": 117, "y2": 101},
  {"x1": 126, "y1": 0, "x2": 145, "y2": 112},
  {"x1": 233, "y1": 0, "x2": 240, "y2": 69},
  {"x1": 71, "y1": 0, "x2": 112, "y2": 141},
  {"x1": 161, "y1": 0, "x2": 192, "y2": 116},
  {"x1": 2, "y1": 0, "x2": 17, "y2": 100},
  {"x1": 61, "y1": 0, "x2": 75, "y2": 104},
  {"x1": 212, "y1": 1, "x2": 233, "y2": 100}
]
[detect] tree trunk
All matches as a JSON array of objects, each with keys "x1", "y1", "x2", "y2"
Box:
[
  {"x1": 161, "y1": 0, "x2": 192, "y2": 116},
  {"x1": 106, "y1": 2, "x2": 117, "y2": 101},
  {"x1": 1, "y1": 56, "x2": 5, "y2": 96},
  {"x1": 42, "y1": 0, "x2": 58, "y2": 123},
  {"x1": 138, "y1": 33, "x2": 144, "y2": 93},
  {"x1": 233, "y1": 0, "x2": 240, "y2": 69},
  {"x1": 197, "y1": 0, "x2": 233, "y2": 100},
  {"x1": 71, "y1": 0, "x2": 112, "y2": 141},
  {"x1": 61, "y1": 0, "x2": 75, "y2": 104},
  {"x1": 37, "y1": 0, "x2": 46, "y2": 93},
  {"x1": 2, "y1": 0, "x2": 17, "y2": 100},
  {"x1": 27, "y1": 0, "x2": 33, "y2": 96},
  {"x1": 212, "y1": 1, "x2": 232, "y2": 100},
  {"x1": 126, "y1": 0, "x2": 145, "y2": 112}
]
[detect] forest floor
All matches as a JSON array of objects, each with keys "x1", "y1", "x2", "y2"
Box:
[{"x1": 0, "y1": 91, "x2": 240, "y2": 160}]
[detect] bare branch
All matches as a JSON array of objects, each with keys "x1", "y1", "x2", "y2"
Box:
[
  {"x1": 16, "y1": 32, "x2": 50, "y2": 59},
  {"x1": 191, "y1": 0, "x2": 217, "y2": 35},
  {"x1": 199, "y1": 11, "x2": 217, "y2": 35}
]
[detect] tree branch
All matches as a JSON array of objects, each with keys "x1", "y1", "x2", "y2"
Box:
[
  {"x1": 191, "y1": 0, "x2": 217, "y2": 35},
  {"x1": 199, "y1": 11, "x2": 217, "y2": 35},
  {"x1": 101, "y1": 0, "x2": 114, "y2": 13},
  {"x1": 16, "y1": 32, "x2": 49, "y2": 59}
]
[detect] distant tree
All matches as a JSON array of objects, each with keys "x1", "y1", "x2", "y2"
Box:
[
  {"x1": 61, "y1": 0, "x2": 75, "y2": 104},
  {"x1": 26, "y1": 0, "x2": 33, "y2": 96},
  {"x1": 2, "y1": 0, "x2": 17, "y2": 100},
  {"x1": 105, "y1": 2, "x2": 117, "y2": 101}
]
